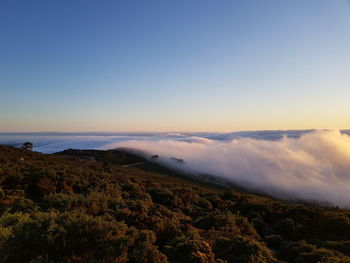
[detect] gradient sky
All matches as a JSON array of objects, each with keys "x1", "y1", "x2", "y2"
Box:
[{"x1": 1, "y1": 0, "x2": 350, "y2": 132}]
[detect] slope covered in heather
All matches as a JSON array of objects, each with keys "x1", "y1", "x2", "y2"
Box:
[{"x1": 1, "y1": 145, "x2": 350, "y2": 263}]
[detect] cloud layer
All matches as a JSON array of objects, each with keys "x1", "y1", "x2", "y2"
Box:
[
  {"x1": 108, "y1": 130, "x2": 350, "y2": 207},
  {"x1": 2, "y1": 130, "x2": 350, "y2": 207}
]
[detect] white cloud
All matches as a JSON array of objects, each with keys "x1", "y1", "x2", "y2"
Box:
[
  {"x1": 2, "y1": 130, "x2": 350, "y2": 207},
  {"x1": 109, "y1": 130, "x2": 350, "y2": 207}
]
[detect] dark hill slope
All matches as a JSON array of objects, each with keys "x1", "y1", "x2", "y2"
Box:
[{"x1": 1, "y1": 145, "x2": 350, "y2": 263}]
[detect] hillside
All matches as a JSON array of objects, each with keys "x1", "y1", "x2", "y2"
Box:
[{"x1": 1, "y1": 145, "x2": 350, "y2": 263}]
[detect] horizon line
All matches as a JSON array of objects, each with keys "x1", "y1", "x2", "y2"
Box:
[{"x1": 0, "y1": 128, "x2": 347, "y2": 135}]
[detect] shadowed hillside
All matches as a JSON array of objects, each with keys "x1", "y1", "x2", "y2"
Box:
[{"x1": 1, "y1": 145, "x2": 350, "y2": 262}]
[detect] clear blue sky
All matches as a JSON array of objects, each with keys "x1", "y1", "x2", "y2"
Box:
[{"x1": 1, "y1": 0, "x2": 350, "y2": 132}]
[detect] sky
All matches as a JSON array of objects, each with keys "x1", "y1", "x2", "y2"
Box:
[{"x1": 1, "y1": 0, "x2": 350, "y2": 132}]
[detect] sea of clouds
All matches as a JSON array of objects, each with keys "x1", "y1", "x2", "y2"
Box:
[{"x1": 2, "y1": 130, "x2": 350, "y2": 207}]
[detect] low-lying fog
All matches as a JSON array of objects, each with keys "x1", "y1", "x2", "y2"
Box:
[{"x1": 2, "y1": 130, "x2": 350, "y2": 207}]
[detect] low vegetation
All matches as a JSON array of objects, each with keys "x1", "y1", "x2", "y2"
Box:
[{"x1": 1, "y1": 145, "x2": 350, "y2": 262}]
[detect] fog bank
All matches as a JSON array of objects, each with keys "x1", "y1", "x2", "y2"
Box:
[
  {"x1": 106, "y1": 130, "x2": 350, "y2": 207},
  {"x1": 2, "y1": 130, "x2": 350, "y2": 207}
]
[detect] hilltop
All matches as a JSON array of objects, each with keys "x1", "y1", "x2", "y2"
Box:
[{"x1": 1, "y1": 145, "x2": 350, "y2": 262}]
